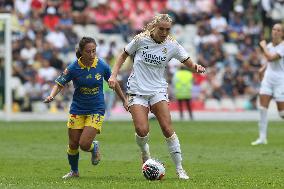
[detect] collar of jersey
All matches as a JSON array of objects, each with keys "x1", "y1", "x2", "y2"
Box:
[{"x1": 78, "y1": 57, "x2": 98, "y2": 69}]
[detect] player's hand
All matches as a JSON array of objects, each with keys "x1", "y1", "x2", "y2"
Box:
[
  {"x1": 43, "y1": 96, "x2": 54, "y2": 103},
  {"x1": 195, "y1": 64, "x2": 206, "y2": 73},
  {"x1": 259, "y1": 40, "x2": 267, "y2": 49},
  {"x1": 108, "y1": 75, "x2": 117, "y2": 89},
  {"x1": 122, "y1": 100, "x2": 129, "y2": 112}
]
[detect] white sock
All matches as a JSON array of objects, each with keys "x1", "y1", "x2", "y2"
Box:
[
  {"x1": 135, "y1": 133, "x2": 150, "y2": 157},
  {"x1": 258, "y1": 106, "x2": 268, "y2": 140},
  {"x1": 165, "y1": 133, "x2": 183, "y2": 170}
]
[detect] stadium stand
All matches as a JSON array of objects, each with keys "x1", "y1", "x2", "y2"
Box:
[{"x1": 0, "y1": 0, "x2": 283, "y2": 114}]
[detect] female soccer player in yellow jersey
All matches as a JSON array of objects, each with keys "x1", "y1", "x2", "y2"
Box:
[
  {"x1": 44, "y1": 37, "x2": 128, "y2": 179},
  {"x1": 108, "y1": 14, "x2": 205, "y2": 180}
]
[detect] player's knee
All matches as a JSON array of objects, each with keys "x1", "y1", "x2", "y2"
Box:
[
  {"x1": 79, "y1": 141, "x2": 90, "y2": 151},
  {"x1": 136, "y1": 128, "x2": 149, "y2": 137},
  {"x1": 279, "y1": 110, "x2": 284, "y2": 119},
  {"x1": 69, "y1": 143, "x2": 79, "y2": 150},
  {"x1": 162, "y1": 127, "x2": 174, "y2": 138}
]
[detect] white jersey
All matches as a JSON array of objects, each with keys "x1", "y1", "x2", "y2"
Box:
[
  {"x1": 125, "y1": 32, "x2": 189, "y2": 95},
  {"x1": 263, "y1": 42, "x2": 284, "y2": 84}
]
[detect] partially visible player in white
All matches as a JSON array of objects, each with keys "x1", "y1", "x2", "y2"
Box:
[
  {"x1": 108, "y1": 14, "x2": 205, "y2": 179},
  {"x1": 251, "y1": 23, "x2": 284, "y2": 145}
]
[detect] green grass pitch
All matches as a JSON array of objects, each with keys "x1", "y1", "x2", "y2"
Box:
[{"x1": 0, "y1": 120, "x2": 284, "y2": 189}]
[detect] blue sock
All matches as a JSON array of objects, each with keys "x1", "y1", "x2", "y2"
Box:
[{"x1": 67, "y1": 153, "x2": 79, "y2": 173}]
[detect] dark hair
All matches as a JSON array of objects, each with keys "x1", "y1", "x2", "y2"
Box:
[{"x1": 75, "y1": 37, "x2": 97, "y2": 58}]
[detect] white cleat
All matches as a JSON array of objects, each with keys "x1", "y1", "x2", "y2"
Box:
[
  {"x1": 62, "y1": 171, "x2": 79, "y2": 179},
  {"x1": 251, "y1": 138, "x2": 267, "y2": 146},
  {"x1": 176, "y1": 169, "x2": 190, "y2": 180}
]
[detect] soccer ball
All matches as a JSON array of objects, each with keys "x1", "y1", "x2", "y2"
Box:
[{"x1": 142, "y1": 159, "x2": 165, "y2": 180}]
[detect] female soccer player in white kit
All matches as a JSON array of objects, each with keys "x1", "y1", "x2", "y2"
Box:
[
  {"x1": 251, "y1": 23, "x2": 284, "y2": 145},
  {"x1": 108, "y1": 14, "x2": 205, "y2": 179}
]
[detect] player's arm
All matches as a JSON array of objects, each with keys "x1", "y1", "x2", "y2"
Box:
[
  {"x1": 258, "y1": 63, "x2": 267, "y2": 81},
  {"x1": 114, "y1": 82, "x2": 128, "y2": 111},
  {"x1": 44, "y1": 68, "x2": 72, "y2": 103},
  {"x1": 43, "y1": 84, "x2": 63, "y2": 103},
  {"x1": 108, "y1": 51, "x2": 129, "y2": 89},
  {"x1": 182, "y1": 58, "x2": 206, "y2": 73},
  {"x1": 259, "y1": 40, "x2": 281, "y2": 61}
]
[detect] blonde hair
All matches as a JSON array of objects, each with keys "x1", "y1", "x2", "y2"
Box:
[{"x1": 143, "y1": 14, "x2": 173, "y2": 33}]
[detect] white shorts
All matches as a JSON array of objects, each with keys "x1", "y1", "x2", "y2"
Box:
[
  {"x1": 259, "y1": 79, "x2": 284, "y2": 102},
  {"x1": 127, "y1": 92, "x2": 169, "y2": 108}
]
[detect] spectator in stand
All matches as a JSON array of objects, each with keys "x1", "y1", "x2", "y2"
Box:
[
  {"x1": 71, "y1": 0, "x2": 88, "y2": 24},
  {"x1": 49, "y1": 50, "x2": 64, "y2": 71},
  {"x1": 43, "y1": 6, "x2": 60, "y2": 31},
  {"x1": 14, "y1": 0, "x2": 32, "y2": 17},
  {"x1": 23, "y1": 76, "x2": 43, "y2": 111},
  {"x1": 20, "y1": 39, "x2": 37, "y2": 65},
  {"x1": 0, "y1": 0, "x2": 14, "y2": 12},
  {"x1": 235, "y1": 36, "x2": 254, "y2": 66},
  {"x1": 227, "y1": 7, "x2": 245, "y2": 42},
  {"x1": 90, "y1": 3, "x2": 117, "y2": 34},
  {"x1": 221, "y1": 66, "x2": 234, "y2": 97},
  {"x1": 129, "y1": 3, "x2": 152, "y2": 34},
  {"x1": 166, "y1": 0, "x2": 191, "y2": 25},
  {"x1": 38, "y1": 58, "x2": 58, "y2": 82},
  {"x1": 210, "y1": 9, "x2": 228, "y2": 37},
  {"x1": 45, "y1": 25, "x2": 68, "y2": 50}
]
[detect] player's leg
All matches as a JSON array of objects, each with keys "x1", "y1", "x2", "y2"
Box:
[
  {"x1": 129, "y1": 103, "x2": 151, "y2": 163},
  {"x1": 150, "y1": 94, "x2": 189, "y2": 179},
  {"x1": 177, "y1": 99, "x2": 183, "y2": 119},
  {"x1": 251, "y1": 94, "x2": 272, "y2": 145},
  {"x1": 185, "y1": 98, "x2": 194, "y2": 120},
  {"x1": 79, "y1": 114, "x2": 104, "y2": 165},
  {"x1": 275, "y1": 84, "x2": 284, "y2": 119},
  {"x1": 62, "y1": 128, "x2": 82, "y2": 179}
]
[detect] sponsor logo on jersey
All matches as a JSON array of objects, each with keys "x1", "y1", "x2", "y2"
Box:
[
  {"x1": 142, "y1": 50, "x2": 166, "y2": 65},
  {"x1": 80, "y1": 87, "x2": 99, "y2": 95}
]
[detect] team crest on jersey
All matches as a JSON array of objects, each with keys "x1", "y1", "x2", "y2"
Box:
[
  {"x1": 95, "y1": 73, "x2": 101, "y2": 80},
  {"x1": 86, "y1": 74, "x2": 92, "y2": 79},
  {"x1": 162, "y1": 48, "x2": 167, "y2": 54}
]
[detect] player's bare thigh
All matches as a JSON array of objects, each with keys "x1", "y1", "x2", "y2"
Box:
[
  {"x1": 151, "y1": 100, "x2": 174, "y2": 138},
  {"x1": 79, "y1": 126, "x2": 98, "y2": 151},
  {"x1": 129, "y1": 104, "x2": 150, "y2": 137}
]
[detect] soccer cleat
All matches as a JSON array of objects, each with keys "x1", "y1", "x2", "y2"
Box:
[
  {"x1": 91, "y1": 140, "x2": 101, "y2": 165},
  {"x1": 176, "y1": 169, "x2": 190, "y2": 180},
  {"x1": 251, "y1": 138, "x2": 268, "y2": 146},
  {"x1": 62, "y1": 171, "x2": 79, "y2": 179}
]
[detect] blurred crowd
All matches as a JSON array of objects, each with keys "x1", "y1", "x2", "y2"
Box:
[{"x1": 0, "y1": 0, "x2": 283, "y2": 113}]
